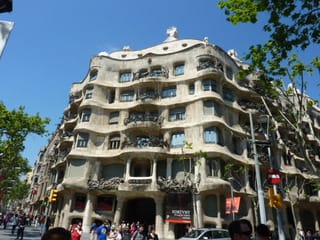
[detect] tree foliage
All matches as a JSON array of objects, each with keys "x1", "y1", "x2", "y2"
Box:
[
  {"x1": 218, "y1": 0, "x2": 320, "y2": 83},
  {"x1": 0, "y1": 102, "x2": 50, "y2": 197}
]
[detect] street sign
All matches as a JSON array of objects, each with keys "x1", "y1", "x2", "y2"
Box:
[{"x1": 266, "y1": 168, "x2": 282, "y2": 185}]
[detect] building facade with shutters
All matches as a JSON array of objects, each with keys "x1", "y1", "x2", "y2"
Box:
[{"x1": 27, "y1": 28, "x2": 320, "y2": 239}]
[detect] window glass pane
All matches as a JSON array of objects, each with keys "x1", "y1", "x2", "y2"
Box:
[
  {"x1": 162, "y1": 87, "x2": 176, "y2": 98},
  {"x1": 81, "y1": 109, "x2": 91, "y2": 122},
  {"x1": 119, "y1": 72, "x2": 132, "y2": 83},
  {"x1": 109, "y1": 112, "x2": 119, "y2": 124},
  {"x1": 85, "y1": 87, "x2": 93, "y2": 99},
  {"x1": 205, "y1": 128, "x2": 217, "y2": 143},
  {"x1": 77, "y1": 133, "x2": 89, "y2": 147},
  {"x1": 203, "y1": 100, "x2": 216, "y2": 115},
  {"x1": 120, "y1": 90, "x2": 134, "y2": 102},
  {"x1": 174, "y1": 64, "x2": 184, "y2": 76},
  {"x1": 202, "y1": 79, "x2": 217, "y2": 92},
  {"x1": 223, "y1": 89, "x2": 234, "y2": 102},
  {"x1": 189, "y1": 83, "x2": 195, "y2": 95},
  {"x1": 69, "y1": 159, "x2": 86, "y2": 177},
  {"x1": 109, "y1": 134, "x2": 120, "y2": 149},
  {"x1": 226, "y1": 67, "x2": 233, "y2": 80},
  {"x1": 169, "y1": 107, "x2": 186, "y2": 121},
  {"x1": 171, "y1": 132, "x2": 185, "y2": 147},
  {"x1": 90, "y1": 70, "x2": 98, "y2": 81}
]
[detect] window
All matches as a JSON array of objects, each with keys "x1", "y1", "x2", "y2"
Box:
[
  {"x1": 120, "y1": 90, "x2": 134, "y2": 102},
  {"x1": 202, "y1": 79, "x2": 217, "y2": 92},
  {"x1": 171, "y1": 132, "x2": 185, "y2": 148},
  {"x1": 223, "y1": 88, "x2": 234, "y2": 102},
  {"x1": 109, "y1": 112, "x2": 119, "y2": 125},
  {"x1": 89, "y1": 70, "x2": 98, "y2": 81},
  {"x1": 119, "y1": 71, "x2": 132, "y2": 83},
  {"x1": 151, "y1": 66, "x2": 163, "y2": 77},
  {"x1": 203, "y1": 100, "x2": 221, "y2": 116},
  {"x1": 81, "y1": 109, "x2": 91, "y2": 122},
  {"x1": 109, "y1": 134, "x2": 120, "y2": 149},
  {"x1": 161, "y1": 86, "x2": 176, "y2": 98},
  {"x1": 206, "y1": 158, "x2": 222, "y2": 177},
  {"x1": 69, "y1": 159, "x2": 86, "y2": 178},
  {"x1": 96, "y1": 196, "x2": 114, "y2": 211},
  {"x1": 108, "y1": 90, "x2": 115, "y2": 103},
  {"x1": 226, "y1": 67, "x2": 234, "y2": 80},
  {"x1": 174, "y1": 63, "x2": 185, "y2": 76},
  {"x1": 197, "y1": 59, "x2": 216, "y2": 70},
  {"x1": 204, "y1": 127, "x2": 222, "y2": 145},
  {"x1": 189, "y1": 83, "x2": 195, "y2": 94},
  {"x1": 76, "y1": 133, "x2": 89, "y2": 148},
  {"x1": 169, "y1": 107, "x2": 186, "y2": 121},
  {"x1": 85, "y1": 87, "x2": 93, "y2": 99}
]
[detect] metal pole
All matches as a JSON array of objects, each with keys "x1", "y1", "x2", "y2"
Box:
[
  {"x1": 261, "y1": 116, "x2": 285, "y2": 240},
  {"x1": 230, "y1": 184, "x2": 235, "y2": 221},
  {"x1": 249, "y1": 112, "x2": 267, "y2": 224}
]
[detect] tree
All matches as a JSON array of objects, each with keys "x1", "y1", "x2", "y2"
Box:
[
  {"x1": 218, "y1": 0, "x2": 320, "y2": 234},
  {"x1": 218, "y1": 0, "x2": 320, "y2": 81},
  {"x1": 0, "y1": 102, "x2": 50, "y2": 202}
]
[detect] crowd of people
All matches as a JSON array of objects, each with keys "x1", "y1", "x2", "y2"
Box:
[{"x1": 2, "y1": 213, "x2": 320, "y2": 240}]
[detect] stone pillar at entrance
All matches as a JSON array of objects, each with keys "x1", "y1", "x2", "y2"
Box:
[
  {"x1": 114, "y1": 196, "x2": 125, "y2": 225},
  {"x1": 82, "y1": 193, "x2": 94, "y2": 233},
  {"x1": 155, "y1": 197, "x2": 164, "y2": 239},
  {"x1": 61, "y1": 193, "x2": 73, "y2": 229}
]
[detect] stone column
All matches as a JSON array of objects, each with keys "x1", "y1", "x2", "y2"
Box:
[
  {"x1": 125, "y1": 158, "x2": 131, "y2": 182},
  {"x1": 151, "y1": 158, "x2": 157, "y2": 185},
  {"x1": 82, "y1": 193, "x2": 95, "y2": 233},
  {"x1": 114, "y1": 196, "x2": 125, "y2": 225},
  {"x1": 154, "y1": 197, "x2": 164, "y2": 239},
  {"x1": 61, "y1": 192, "x2": 73, "y2": 229},
  {"x1": 216, "y1": 194, "x2": 222, "y2": 228},
  {"x1": 166, "y1": 158, "x2": 173, "y2": 179},
  {"x1": 195, "y1": 194, "x2": 203, "y2": 227}
]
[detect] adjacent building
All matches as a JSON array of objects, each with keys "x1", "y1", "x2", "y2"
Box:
[{"x1": 27, "y1": 28, "x2": 320, "y2": 239}]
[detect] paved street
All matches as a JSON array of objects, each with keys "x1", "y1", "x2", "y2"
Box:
[{"x1": 0, "y1": 225, "x2": 42, "y2": 240}]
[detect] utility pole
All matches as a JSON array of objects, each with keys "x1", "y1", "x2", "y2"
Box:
[{"x1": 249, "y1": 112, "x2": 267, "y2": 224}]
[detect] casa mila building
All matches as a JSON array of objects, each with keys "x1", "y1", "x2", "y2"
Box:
[{"x1": 27, "y1": 27, "x2": 320, "y2": 239}]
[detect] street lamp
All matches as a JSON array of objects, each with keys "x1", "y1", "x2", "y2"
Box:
[
  {"x1": 249, "y1": 112, "x2": 267, "y2": 224},
  {"x1": 228, "y1": 177, "x2": 235, "y2": 221},
  {"x1": 257, "y1": 114, "x2": 285, "y2": 240}
]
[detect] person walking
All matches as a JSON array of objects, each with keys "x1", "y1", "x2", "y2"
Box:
[
  {"x1": 70, "y1": 221, "x2": 83, "y2": 240},
  {"x1": 147, "y1": 227, "x2": 158, "y2": 240},
  {"x1": 11, "y1": 213, "x2": 19, "y2": 235},
  {"x1": 228, "y1": 219, "x2": 253, "y2": 240},
  {"x1": 16, "y1": 213, "x2": 27, "y2": 240},
  {"x1": 96, "y1": 220, "x2": 110, "y2": 240},
  {"x1": 131, "y1": 225, "x2": 147, "y2": 240},
  {"x1": 255, "y1": 224, "x2": 271, "y2": 240}
]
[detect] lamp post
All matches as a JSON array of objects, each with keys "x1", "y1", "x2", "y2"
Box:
[
  {"x1": 228, "y1": 177, "x2": 235, "y2": 221},
  {"x1": 257, "y1": 115, "x2": 285, "y2": 240},
  {"x1": 249, "y1": 112, "x2": 267, "y2": 224}
]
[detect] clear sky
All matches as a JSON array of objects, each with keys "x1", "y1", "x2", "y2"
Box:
[{"x1": 0, "y1": 0, "x2": 319, "y2": 166}]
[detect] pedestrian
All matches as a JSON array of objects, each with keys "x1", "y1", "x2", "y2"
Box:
[
  {"x1": 11, "y1": 213, "x2": 19, "y2": 235},
  {"x1": 16, "y1": 213, "x2": 27, "y2": 240},
  {"x1": 96, "y1": 220, "x2": 110, "y2": 240},
  {"x1": 147, "y1": 227, "x2": 158, "y2": 240},
  {"x1": 228, "y1": 219, "x2": 253, "y2": 240},
  {"x1": 41, "y1": 227, "x2": 72, "y2": 240},
  {"x1": 131, "y1": 225, "x2": 147, "y2": 240},
  {"x1": 256, "y1": 224, "x2": 271, "y2": 240},
  {"x1": 90, "y1": 221, "x2": 98, "y2": 240},
  {"x1": 40, "y1": 215, "x2": 47, "y2": 236},
  {"x1": 122, "y1": 225, "x2": 132, "y2": 240},
  {"x1": 70, "y1": 221, "x2": 83, "y2": 240},
  {"x1": 3, "y1": 213, "x2": 10, "y2": 229}
]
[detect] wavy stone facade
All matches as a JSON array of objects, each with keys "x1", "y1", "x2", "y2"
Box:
[{"x1": 28, "y1": 30, "x2": 320, "y2": 239}]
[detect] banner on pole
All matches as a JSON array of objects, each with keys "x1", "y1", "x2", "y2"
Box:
[
  {"x1": 0, "y1": 20, "x2": 14, "y2": 57},
  {"x1": 225, "y1": 197, "x2": 241, "y2": 214}
]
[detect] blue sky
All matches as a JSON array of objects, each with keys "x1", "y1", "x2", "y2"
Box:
[{"x1": 0, "y1": 0, "x2": 319, "y2": 166}]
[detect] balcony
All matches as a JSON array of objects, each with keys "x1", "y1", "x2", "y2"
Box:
[
  {"x1": 197, "y1": 60, "x2": 224, "y2": 73},
  {"x1": 87, "y1": 177, "x2": 124, "y2": 191},
  {"x1": 124, "y1": 113, "x2": 163, "y2": 126},
  {"x1": 121, "y1": 136, "x2": 168, "y2": 149},
  {"x1": 133, "y1": 69, "x2": 168, "y2": 81}
]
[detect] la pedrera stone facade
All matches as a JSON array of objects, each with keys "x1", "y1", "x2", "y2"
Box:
[{"x1": 27, "y1": 28, "x2": 320, "y2": 239}]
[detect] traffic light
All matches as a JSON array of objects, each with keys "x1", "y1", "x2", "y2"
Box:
[
  {"x1": 48, "y1": 189, "x2": 58, "y2": 203},
  {"x1": 268, "y1": 187, "x2": 284, "y2": 209}
]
